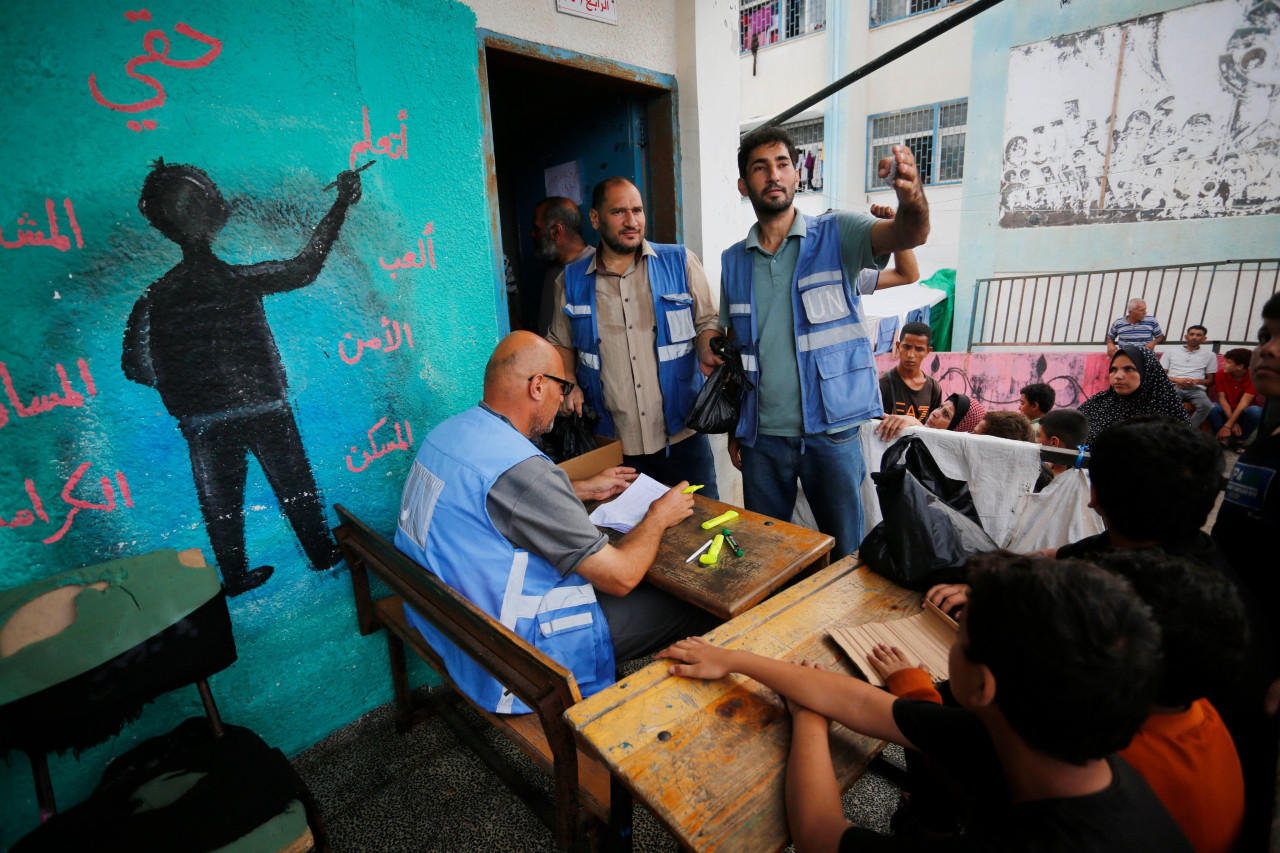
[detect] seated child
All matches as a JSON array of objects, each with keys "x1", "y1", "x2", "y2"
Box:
[
  {"x1": 1019, "y1": 382, "x2": 1056, "y2": 437},
  {"x1": 658, "y1": 553, "x2": 1191, "y2": 852},
  {"x1": 1208, "y1": 347, "x2": 1262, "y2": 448},
  {"x1": 1032, "y1": 408, "x2": 1089, "y2": 492},
  {"x1": 974, "y1": 410, "x2": 1033, "y2": 441},
  {"x1": 1102, "y1": 550, "x2": 1247, "y2": 853}
]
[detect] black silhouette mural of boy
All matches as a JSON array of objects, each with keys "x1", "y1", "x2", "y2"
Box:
[{"x1": 122, "y1": 160, "x2": 362, "y2": 595}]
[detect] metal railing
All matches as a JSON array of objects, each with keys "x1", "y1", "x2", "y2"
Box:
[{"x1": 968, "y1": 259, "x2": 1280, "y2": 351}]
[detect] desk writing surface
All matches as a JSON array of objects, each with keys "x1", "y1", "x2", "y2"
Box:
[
  {"x1": 566, "y1": 559, "x2": 920, "y2": 853},
  {"x1": 597, "y1": 495, "x2": 834, "y2": 620}
]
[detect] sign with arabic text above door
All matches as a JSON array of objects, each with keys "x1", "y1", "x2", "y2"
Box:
[{"x1": 557, "y1": 0, "x2": 617, "y2": 26}]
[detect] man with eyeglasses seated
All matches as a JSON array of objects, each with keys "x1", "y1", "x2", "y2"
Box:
[{"x1": 394, "y1": 331, "x2": 718, "y2": 714}]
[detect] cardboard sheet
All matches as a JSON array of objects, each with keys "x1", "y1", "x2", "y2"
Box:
[{"x1": 829, "y1": 602, "x2": 958, "y2": 686}]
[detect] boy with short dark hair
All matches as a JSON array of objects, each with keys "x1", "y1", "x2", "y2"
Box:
[
  {"x1": 1020, "y1": 382, "x2": 1055, "y2": 437},
  {"x1": 877, "y1": 321, "x2": 943, "y2": 441},
  {"x1": 1208, "y1": 347, "x2": 1261, "y2": 448},
  {"x1": 1102, "y1": 550, "x2": 1247, "y2": 853},
  {"x1": 1032, "y1": 408, "x2": 1089, "y2": 492},
  {"x1": 659, "y1": 553, "x2": 1191, "y2": 852},
  {"x1": 1056, "y1": 415, "x2": 1225, "y2": 565}
]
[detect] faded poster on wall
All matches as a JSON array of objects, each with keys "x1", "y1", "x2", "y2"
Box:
[{"x1": 1000, "y1": 0, "x2": 1280, "y2": 227}]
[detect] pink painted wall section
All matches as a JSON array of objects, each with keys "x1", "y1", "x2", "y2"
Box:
[{"x1": 874, "y1": 352, "x2": 1113, "y2": 411}]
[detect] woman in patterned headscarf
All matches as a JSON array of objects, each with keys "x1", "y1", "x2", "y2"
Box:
[
  {"x1": 1079, "y1": 345, "x2": 1191, "y2": 444},
  {"x1": 925, "y1": 393, "x2": 987, "y2": 433}
]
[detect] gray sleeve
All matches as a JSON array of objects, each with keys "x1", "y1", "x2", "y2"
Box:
[
  {"x1": 836, "y1": 210, "x2": 888, "y2": 273},
  {"x1": 487, "y1": 457, "x2": 608, "y2": 576},
  {"x1": 855, "y1": 267, "x2": 880, "y2": 295}
]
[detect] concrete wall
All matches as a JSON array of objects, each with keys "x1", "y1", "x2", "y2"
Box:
[
  {"x1": 468, "y1": 0, "x2": 679, "y2": 74},
  {"x1": 955, "y1": 0, "x2": 1280, "y2": 348},
  {"x1": 740, "y1": 30, "x2": 830, "y2": 121},
  {"x1": 0, "y1": 0, "x2": 706, "y2": 845}
]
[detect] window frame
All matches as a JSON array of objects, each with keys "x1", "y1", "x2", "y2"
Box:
[
  {"x1": 739, "y1": 0, "x2": 826, "y2": 55},
  {"x1": 865, "y1": 97, "x2": 968, "y2": 192},
  {"x1": 869, "y1": 0, "x2": 969, "y2": 29}
]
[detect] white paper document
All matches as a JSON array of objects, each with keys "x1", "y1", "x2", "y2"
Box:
[{"x1": 587, "y1": 473, "x2": 669, "y2": 533}]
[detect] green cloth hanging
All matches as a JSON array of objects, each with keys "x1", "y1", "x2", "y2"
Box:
[{"x1": 922, "y1": 268, "x2": 955, "y2": 352}]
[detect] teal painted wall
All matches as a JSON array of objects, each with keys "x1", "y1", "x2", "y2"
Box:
[
  {"x1": 955, "y1": 0, "x2": 1280, "y2": 348},
  {"x1": 0, "y1": 0, "x2": 495, "y2": 844}
]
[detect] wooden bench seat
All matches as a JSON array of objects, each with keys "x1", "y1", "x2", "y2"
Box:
[
  {"x1": 371, "y1": 596, "x2": 613, "y2": 821},
  {"x1": 333, "y1": 505, "x2": 626, "y2": 852}
]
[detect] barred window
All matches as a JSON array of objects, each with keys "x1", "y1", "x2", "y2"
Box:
[
  {"x1": 870, "y1": 0, "x2": 965, "y2": 28},
  {"x1": 741, "y1": 0, "x2": 825, "y2": 53},
  {"x1": 937, "y1": 101, "x2": 967, "y2": 183},
  {"x1": 867, "y1": 100, "x2": 967, "y2": 190}
]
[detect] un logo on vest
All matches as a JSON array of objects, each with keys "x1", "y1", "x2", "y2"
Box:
[{"x1": 801, "y1": 284, "x2": 851, "y2": 324}]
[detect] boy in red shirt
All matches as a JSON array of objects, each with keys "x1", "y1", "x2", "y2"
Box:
[{"x1": 1209, "y1": 347, "x2": 1262, "y2": 448}]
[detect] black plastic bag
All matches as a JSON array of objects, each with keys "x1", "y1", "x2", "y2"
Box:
[
  {"x1": 685, "y1": 337, "x2": 755, "y2": 434},
  {"x1": 534, "y1": 403, "x2": 601, "y2": 463},
  {"x1": 860, "y1": 435, "x2": 997, "y2": 591}
]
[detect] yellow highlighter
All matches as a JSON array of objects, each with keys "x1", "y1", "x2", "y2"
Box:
[
  {"x1": 699, "y1": 534, "x2": 725, "y2": 565},
  {"x1": 682, "y1": 484, "x2": 704, "y2": 494},
  {"x1": 701, "y1": 510, "x2": 739, "y2": 530}
]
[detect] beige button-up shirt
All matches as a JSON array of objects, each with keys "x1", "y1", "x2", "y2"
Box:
[{"x1": 547, "y1": 241, "x2": 720, "y2": 456}]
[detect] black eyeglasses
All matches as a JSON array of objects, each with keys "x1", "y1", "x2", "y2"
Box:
[{"x1": 529, "y1": 373, "x2": 575, "y2": 396}]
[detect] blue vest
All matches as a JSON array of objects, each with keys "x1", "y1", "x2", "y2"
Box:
[
  {"x1": 563, "y1": 244, "x2": 703, "y2": 440},
  {"x1": 720, "y1": 213, "x2": 881, "y2": 446},
  {"x1": 393, "y1": 405, "x2": 615, "y2": 714}
]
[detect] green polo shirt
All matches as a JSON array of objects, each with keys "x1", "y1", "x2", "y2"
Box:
[{"x1": 719, "y1": 211, "x2": 886, "y2": 435}]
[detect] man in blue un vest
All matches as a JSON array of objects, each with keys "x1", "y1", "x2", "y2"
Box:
[
  {"x1": 547, "y1": 177, "x2": 723, "y2": 498},
  {"x1": 709, "y1": 126, "x2": 931, "y2": 559},
  {"x1": 394, "y1": 332, "x2": 714, "y2": 714}
]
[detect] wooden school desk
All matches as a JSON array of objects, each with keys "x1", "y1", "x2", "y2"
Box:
[
  {"x1": 597, "y1": 494, "x2": 835, "y2": 620},
  {"x1": 565, "y1": 558, "x2": 919, "y2": 853}
]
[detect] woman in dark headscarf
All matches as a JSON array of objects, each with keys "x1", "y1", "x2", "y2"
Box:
[
  {"x1": 1079, "y1": 345, "x2": 1190, "y2": 443},
  {"x1": 925, "y1": 393, "x2": 987, "y2": 433}
]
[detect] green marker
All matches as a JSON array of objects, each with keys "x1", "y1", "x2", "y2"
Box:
[{"x1": 722, "y1": 529, "x2": 743, "y2": 557}]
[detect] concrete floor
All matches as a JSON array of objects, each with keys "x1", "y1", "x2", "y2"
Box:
[{"x1": 291, "y1": 679, "x2": 903, "y2": 852}]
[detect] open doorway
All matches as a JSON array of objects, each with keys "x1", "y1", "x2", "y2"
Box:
[{"x1": 480, "y1": 35, "x2": 681, "y2": 334}]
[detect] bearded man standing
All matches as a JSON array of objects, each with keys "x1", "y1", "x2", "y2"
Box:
[
  {"x1": 710, "y1": 126, "x2": 930, "y2": 558},
  {"x1": 547, "y1": 177, "x2": 722, "y2": 498}
]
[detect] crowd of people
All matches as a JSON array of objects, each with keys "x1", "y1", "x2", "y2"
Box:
[
  {"x1": 390, "y1": 123, "x2": 1279, "y2": 852},
  {"x1": 878, "y1": 307, "x2": 1268, "y2": 471}
]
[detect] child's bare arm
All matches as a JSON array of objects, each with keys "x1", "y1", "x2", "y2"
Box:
[{"x1": 657, "y1": 637, "x2": 915, "y2": 749}]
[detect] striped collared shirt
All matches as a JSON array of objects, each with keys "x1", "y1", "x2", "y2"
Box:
[{"x1": 1108, "y1": 315, "x2": 1163, "y2": 346}]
